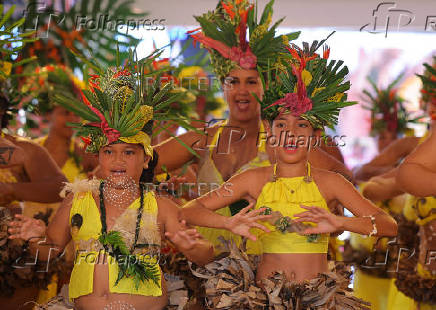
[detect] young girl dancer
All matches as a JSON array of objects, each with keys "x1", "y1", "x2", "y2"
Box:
[{"x1": 182, "y1": 42, "x2": 398, "y2": 309}]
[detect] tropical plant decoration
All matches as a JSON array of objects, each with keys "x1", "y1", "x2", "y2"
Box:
[
  {"x1": 52, "y1": 49, "x2": 201, "y2": 156},
  {"x1": 17, "y1": 0, "x2": 144, "y2": 70},
  {"x1": 362, "y1": 74, "x2": 421, "y2": 136},
  {"x1": 0, "y1": 4, "x2": 36, "y2": 128},
  {"x1": 417, "y1": 56, "x2": 436, "y2": 105},
  {"x1": 175, "y1": 39, "x2": 225, "y2": 117},
  {"x1": 188, "y1": 0, "x2": 300, "y2": 80},
  {"x1": 258, "y1": 39, "x2": 356, "y2": 129},
  {"x1": 99, "y1": 231, "x2": 161, "y2": 289},
  {"x1": 21, "y1": 64, "x2": 85, "y2": 114}
]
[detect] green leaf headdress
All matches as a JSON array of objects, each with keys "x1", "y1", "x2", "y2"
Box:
[
  {"x1": 417, "y1": 56, "x2": 436, "y2": 105},
  {"x1": 52, "y1": 50, "x2": 192, "y2": 156},
  {"x1": 188, "y1": 0, "x2": 300, "y2": 81},
  {"x1": 362, "y1": 74, "x2": 419, "y2": 136},
  {"x1": 258, "y1": 40, "x2": 356, "y2": 129}
]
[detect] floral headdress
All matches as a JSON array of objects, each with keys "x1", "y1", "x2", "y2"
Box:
[
  {"x1": 362, "y1": 74, "x2": 419, "y2": 136},
  {"x1": 258, "y1": 39, "x2": 356, "y2": 129},
  {"x1": 52, "y1": 50, "x2": 195, "y2": 156},
  {"x1": 21, "y1": 64, "x2": 85, "y2": 114},
  {"x1": 188, "y1": 0, "x2": 300, "y2": 80},
  {"x1": 417, "y1": 56, "x2": 436, "y2": 104}
]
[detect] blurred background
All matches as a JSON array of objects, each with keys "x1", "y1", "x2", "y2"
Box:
[{"x1": 3, "y1": 0, "x2": 436, "y2": 169}]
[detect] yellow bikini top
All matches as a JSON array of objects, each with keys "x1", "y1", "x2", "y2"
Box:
[
  {"x1": 36, "y1": 136, "x2": 86, "y2": 182},
  {"x1": 247, "y1": 163, "x2": 330, "y2": 254},
  {"x1": 68, "y1": 184, "x2": 162, "y2": 299}
]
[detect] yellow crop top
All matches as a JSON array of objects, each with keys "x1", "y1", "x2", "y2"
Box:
[
  {"x1": 68, "y1": 188, "x2": 162, "y2": 300},
  {"x1": 247, "y1": 163, "x2": 330, "y2": 254}
]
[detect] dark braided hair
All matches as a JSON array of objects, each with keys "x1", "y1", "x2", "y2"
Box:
[{"x1": 140, "y1": 120, "x2": 158, "y2": 183}]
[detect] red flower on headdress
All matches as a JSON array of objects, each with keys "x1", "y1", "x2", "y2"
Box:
[
  {"x1": 286, "y1": 46, "x2": 318, "y2": 70},
  {"x1": 88, "y1": 74, "x2": 101, "y2": 93},
  {"x1": 222, "y1": 2, "x2": 235, "y2": 19},
  {"x1": 81, "y1": 136, "x2": 92, "y2": 146},
  {"x1": 80, "y1": 90, "x2": 121, "y2": 144},
  {"x1": 113, "y1": 68, "x2": 131, "y2": 79},
  {"x1": 188, "y1": 2, "x2": 257, "y2": 70},
  {"x1": 323, "y1": 45, "x2": 330, "y2": 59},
  {"x1": 265, "y1": 65, "x2": 312, "y2": 117}
]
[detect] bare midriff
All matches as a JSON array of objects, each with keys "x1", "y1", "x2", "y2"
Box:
[
  {"x1": 257, "y1": 253, "x2": 328, "y2": 282},
  {"x1": 73, "y1": 255, "x2": 168, "y2": 310}
]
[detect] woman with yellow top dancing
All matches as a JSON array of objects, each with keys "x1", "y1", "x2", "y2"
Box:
[
  {"x1": 5, "y1": 53, "x2": 227, "y2": 310},
  {"x1": 182, "y1": 41, "x2": 397, "y2": 309},
  {"x1": 155, "y1": 0, "x2": 353, "y2": 255}
]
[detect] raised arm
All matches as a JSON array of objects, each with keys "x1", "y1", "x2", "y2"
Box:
[
  {"x1": 353, "y1": 136, "x2": 419, "y2": 181},
  {"x1": 295, "y1": 171, "x2": 397, "y2": 237},
  {"x1": 397, "y1": 129, "x2": 436, "y2": 196},
  {"x1": 8, "y1": 140, "x2": 67, "y2": 203},
  {"x1": 154, "y1": 130, "x2": 204, "y2": 174},
  {"x1": 181, "y1": 168, "x2": 271, "y2": 239}
]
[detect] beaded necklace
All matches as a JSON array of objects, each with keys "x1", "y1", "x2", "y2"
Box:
[{"x1": 99, "y1": 181, "x2": 145, "y2": 251}]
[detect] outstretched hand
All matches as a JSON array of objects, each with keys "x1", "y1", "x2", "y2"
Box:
[
  {"x1": 293, "y1": 205, "x2": 342, "y2": 235},
  {"x1": 8, "y1": 214, "x2": 46, "y2": 241},
  {"x1": 225, "y1": 202, "x2": 271, "y2": 241},
  {"x1": 165, "y1": 220, "x2": 202, "y2": 252}
]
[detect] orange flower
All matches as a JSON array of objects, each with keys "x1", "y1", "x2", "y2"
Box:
[
  {"x1": 222, "y1": 2, "x2": 235, "y2": 19},
  {"x1": 323, "y1": 46, "x2": 330, "y2": 59}
]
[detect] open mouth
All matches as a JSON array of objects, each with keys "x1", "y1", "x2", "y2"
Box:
[
  {"x1": 235, "y1": 99, "x2": 250, "y2": 111},
  {"x1": 283, "y1": 144, "x2": 298, "y2": 154},
  {"x1": 110, "y1": 169, "x2": 127, "y2": 176}
]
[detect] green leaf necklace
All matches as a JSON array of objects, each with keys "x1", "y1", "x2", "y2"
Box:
[{"x1": 98, "y1": 181, "x2": 161, "y2": 289}]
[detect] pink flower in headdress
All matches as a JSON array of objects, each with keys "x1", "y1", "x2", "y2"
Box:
[
  {"x1": 273, "y1": 93, "x2": 312, "y2": 117},
  {"x1": 265, "y1": 64, "x2": 312, "y2": 117},
  {"x1": 230, "y1": 46, "x2": 242, "y2": 63},
  {"x1": 188, "y1": 24, "x2": 258, "y2": 70},
  {"x1": 239, "y1": 48, "x2": 257, "y2": 69}
]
